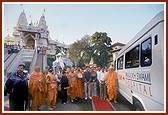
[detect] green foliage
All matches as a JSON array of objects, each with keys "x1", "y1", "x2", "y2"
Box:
[
  {"x1": 69, "y1": 32, "x2": 112, "y2": 67},
  {"x1": 77, "y1": 57, "x2": 85, "y2": 68},
  {"x1": 91, "y1": 32, "x2": 112, "y2": 66},
  {"x1": 69, "y1": 35, "x2": 92, "y2": 66}
]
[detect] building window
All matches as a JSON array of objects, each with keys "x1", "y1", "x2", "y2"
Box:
[
  {"x1": 125, "y1": 45, "x2": 139, "y2": 68},
  {"x1": 141, "y1": 37, "x2": 152, "y2": 67},
  {"x1": 117, "y1": 55, "x2": 123, "y2": 70}
]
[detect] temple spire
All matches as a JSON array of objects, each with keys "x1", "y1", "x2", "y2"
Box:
[
  {"x1": 17, "y1": 10, "x2": 27, "y2": 27},
  {"x1": 38, "y1": 11, "x2": 48, "y2": 30},
  {"x1": 20, "y1": 4, "x2": 23, "y2": 12},
  {"x1": 43, "y1": 9, "x2": 45, "y2": 14}
]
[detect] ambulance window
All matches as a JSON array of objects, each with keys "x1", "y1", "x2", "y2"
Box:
[
  {"x1": 141, "y1": 37, "x2": 152, "y2": 67},
  {"x1": 125, "y1": 45, "x2": 139, "y2": 68},
  {"x1": 117, "y1": 55, "x2": 123, "y2": 70},
  {"x1": 154, "y1": 35, "x2": 158, "y2": 45}
]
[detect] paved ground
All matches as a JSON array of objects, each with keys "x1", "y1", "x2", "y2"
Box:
[
  {"x1": 4, "y1": 93, "x2": 132, "y2": 111},
  {"x1": 110, "y1": 93, "x2": 132, "y2": 111},
  {"x1": 40, "y1": 98, "x2": 93, "y2": 111},
  {"x1": 4, "y1": 96, "x2": 93, "y2": 111}
]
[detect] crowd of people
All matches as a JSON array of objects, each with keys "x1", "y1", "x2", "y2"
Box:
[
  {"x1": 6, "y1": 45, "x2": 21, "y2": 54},
  {"x1": 5, "y1": 64, "x2": 118, "y2": 111}
]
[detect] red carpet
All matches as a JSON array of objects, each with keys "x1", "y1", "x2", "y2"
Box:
[{"x1": 92, "y1": 96, "x2": 115, "y2": 111}]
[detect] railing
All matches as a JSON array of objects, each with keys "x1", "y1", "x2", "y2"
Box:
[
  {"x1": 5, "y1": 48, "x2": 35, "y2": 75},
  {"x1": 4, "y1": 53, "x2": 12, "y2": 62},
  {"x1": 5, "y1": 49, "x2": 23, "y2": 75}
]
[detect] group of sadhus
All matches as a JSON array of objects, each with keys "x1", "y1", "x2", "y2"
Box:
[{"x1": 28, "y1": 65, "x2": 118, "y2": 111}]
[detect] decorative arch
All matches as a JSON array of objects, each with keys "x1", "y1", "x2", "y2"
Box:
[
  {"x1": 24, "y1": 33, "x2": 35, "y2": 48},
  {"x1": 24, "y1": 33, "x2": 35, "y2": 39},
  {"x1": 26, "y1": 37, "x2": 35, "y2": 47}
]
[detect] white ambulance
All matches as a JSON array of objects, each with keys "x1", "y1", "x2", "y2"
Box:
[{"x1": 114, "y1": 11, "x2": 165, "y2": 111}]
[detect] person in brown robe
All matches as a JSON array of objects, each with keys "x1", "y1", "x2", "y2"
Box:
[
  {"x1": 46, "y1": 68, "x2": 58, "y2": 110},
  {"x1": 41, "y1": 69, "x2": 48, "y2": 100},
  {"x1": 68, "y1": 68, "x2": 78, "y2": 102},
  {"x1": 104, "y1": 66, "x2": 118, "y2": 103},
  {"x1": 75, "y1": 67, "x2": 84, "y2": 99},
  {"x1": 29, "y1": 66, "x2": 46, "y2": 111}
]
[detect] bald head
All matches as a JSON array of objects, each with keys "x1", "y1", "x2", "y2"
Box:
[{"x1": 34, "y1": 66, "x2": 40, "y2": 73}]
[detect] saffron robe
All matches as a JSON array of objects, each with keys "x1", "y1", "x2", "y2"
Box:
[
  {"x1": 29, "y1": 71, "x2": 46, "y2": 111},
  {"x1": 68, "y1": 72, "x2": 78, "y2": 100},
  {"x1": 46, "y1": 73, "x2": 58, "y2": 108},
  {"x1": 75, "y1": 71, "x2": 84, "y2": 98},
  {"x1": 105, "y1": 71, "x2": 118, "y2": 101}
]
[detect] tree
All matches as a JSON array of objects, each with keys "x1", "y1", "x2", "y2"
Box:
[
  {"x1": 69, "y1": 41, "x2": 82, "y2": 61},
  {"x1": 91, "y1": 32, "x2": 112, "y2": 67},
  {"x1": 69, "y1": 33, "x2": 112, "y2": 67},
  {"x1": 69, "y1": 35, "x2": 92, "y2": 67},
  {"x1": 77, "y1": 57, "x2": 85, "y2": 69},
  {"x1": 80, "y1": 35, "x2": 93, "y2": 64}
]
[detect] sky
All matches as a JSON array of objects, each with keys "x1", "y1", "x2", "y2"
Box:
[{"x1": 3, "y1": 2, "x2": 164, "y2": 45}]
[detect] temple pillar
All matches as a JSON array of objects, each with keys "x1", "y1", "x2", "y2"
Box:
[
  {"x1": 20, "y1": 32, "x2": 23, "y2": 48},
  {"x1": 35, "y1": 34, "x2": 39, "y2": 48}
]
